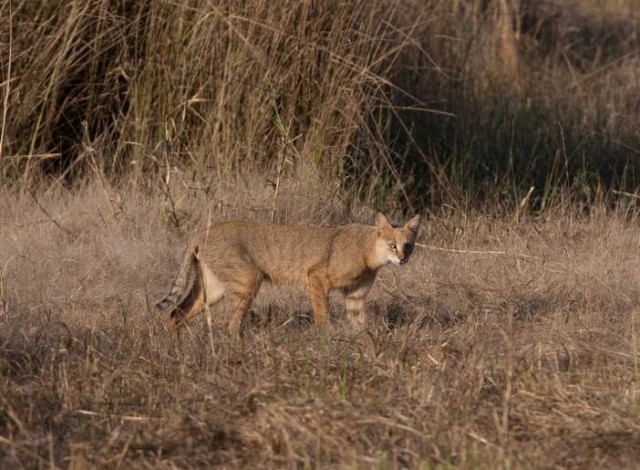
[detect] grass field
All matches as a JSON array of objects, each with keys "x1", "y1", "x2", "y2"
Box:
[
  {"x1": 3, "y1": 0, "x2": 640, "y2": 468},
  {"x1": 2, "y1": 178, "x2": 640, "y2": 468}
]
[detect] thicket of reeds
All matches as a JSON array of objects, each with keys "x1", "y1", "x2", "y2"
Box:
[{"x1": 2, "y1": 0, "x2": 639, "y2": 210}]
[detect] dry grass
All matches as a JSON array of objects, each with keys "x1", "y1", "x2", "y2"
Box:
[
  {"x1": 2, "y1": 0, "x2": 640, "y2": 207},
  {"x1": 2, "y1": 178, "x2": 640, "y2": 468},
  {"x1": 3, "y1": 1, "x2": 640, "y2": 468}
]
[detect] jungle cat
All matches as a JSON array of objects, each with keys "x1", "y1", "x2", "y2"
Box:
[{"x1": 156, "y1": 212, "x2": 421, "y2": 336}]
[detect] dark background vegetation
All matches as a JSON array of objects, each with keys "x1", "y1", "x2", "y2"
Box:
[{"x1": 2, "y1": 0, "x2": 640, "y2": 210}]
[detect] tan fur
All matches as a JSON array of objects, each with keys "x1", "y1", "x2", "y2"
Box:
[{"x1": 156, "y1": 212, "x2": 421, "y2": 336}]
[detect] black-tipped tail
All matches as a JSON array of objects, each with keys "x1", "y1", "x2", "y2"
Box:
[{"x1": 155, "y1": 246, "x2": 200, "y2": 313}]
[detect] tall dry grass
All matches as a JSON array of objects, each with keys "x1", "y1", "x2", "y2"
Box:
[
  {"x1": 1, "y1": 0, "x2": 640, "y2": 209},
  {"x1": 1, "y1": 0, "x2": 429, "y2": 207}
]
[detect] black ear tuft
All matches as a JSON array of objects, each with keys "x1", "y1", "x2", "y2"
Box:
[
  {"x1": 374, "y1": 212, "x2": 392, "y2": 229},
  {"x1": 405, "y1": 215, "x2": 421, "y2": 233}
]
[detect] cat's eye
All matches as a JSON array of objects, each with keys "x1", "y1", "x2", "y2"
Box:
[
  {"x1": 404, "y1": 243, "x2": 413, "y2": 255},
  {"x1": 388, "y1": 243, "x2": 396, "y2": 250}
]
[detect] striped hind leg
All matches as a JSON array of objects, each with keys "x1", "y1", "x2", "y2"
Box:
[
  {"x1": 308, "y1": 269, "x2": 331, "y2": 328},
  {"x1": 225, "y1": 268, "x2": 263, "y2": 337}
]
